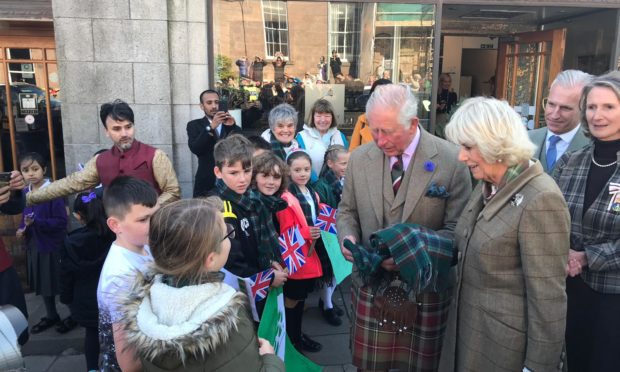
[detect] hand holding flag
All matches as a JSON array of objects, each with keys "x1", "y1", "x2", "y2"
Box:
[
  {"x1": 279, "y1": 227, "x2": 306, "y2": 274},
  {"x1": 316, "y1": 203, "x2": 337, "y2": 234}
]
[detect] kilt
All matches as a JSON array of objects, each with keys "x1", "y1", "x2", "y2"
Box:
[{"x1": 351, "y1": 283, "x2": 452, "y2": 371}]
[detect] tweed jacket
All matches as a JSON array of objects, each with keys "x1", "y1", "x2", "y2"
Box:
[
  {"x1": 337, "y1": 127, "x2": 471, "y2": 287},
  {"x1": 529, "y1": 126, "x2": 590, "y2": 173},
  {"x1": 440, "y1": 161, "x2": 570, "y2": 372},
  {"x1": 553, "y1": 144, "x2": 620, "y2": 294}
]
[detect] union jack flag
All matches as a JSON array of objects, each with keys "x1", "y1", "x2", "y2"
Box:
[
  {"x1": 316, "y1": 203, "x2": 337, "y2": 234},
  {"x1": 248, "y1": 268, "x2": 274, "y2": 303},
  {"x1": 279, "y1": 227, "x2": 306, "y2": 274}
]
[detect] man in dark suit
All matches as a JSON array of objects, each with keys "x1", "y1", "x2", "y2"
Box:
[
  {"x1": 187, "y1": 89, "x2": 241, "y2": 197},
  {"x1": 529, "y1": 70, "x2": 592, "y2": 173}
]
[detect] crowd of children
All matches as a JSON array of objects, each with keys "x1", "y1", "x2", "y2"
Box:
[{"x1": 9, "y1": 123, "x2": 349, "y2": 371}]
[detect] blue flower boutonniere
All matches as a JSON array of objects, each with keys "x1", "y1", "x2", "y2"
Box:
[
  {"x1": 424, "y1": 161, "x2": 435, "y2": 172},
  {"x1": 426, "y1": 181, "x2": 450, "y2": 199}
]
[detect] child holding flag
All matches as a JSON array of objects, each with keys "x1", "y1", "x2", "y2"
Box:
[
  {"x1": 312, "y1": 144, "x2": 349, "y2": 325},
  {"x1": 212, "y1": 135, "x2": 287, "y2": 318},
  {"x1": 118, "y1": 198, "x2": 284, "y2": 371},
  {"x1": 286, "y1": 150, "x2": 334, "y2": 351},
  {"x1": 252, "y1": 152, "x2": 323, "y2": 354}
]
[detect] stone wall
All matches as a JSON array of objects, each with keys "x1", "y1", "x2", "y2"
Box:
[{"x1": 52, "y1": 0, "x2": 209, "y2": 198}]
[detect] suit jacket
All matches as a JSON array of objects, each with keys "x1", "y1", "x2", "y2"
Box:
[
  {"x1": 337, "y1": 128, "x2": 472, "y2": 287},
  {"x1": 187, "y1": 117, "x2": 241, "y2": 197},
  {"x1": 440, "y1": 161, "x2": 570, "y2": 372},
  {"x1": 529, "y1": 126, "x2": 590, "y2": 173}
]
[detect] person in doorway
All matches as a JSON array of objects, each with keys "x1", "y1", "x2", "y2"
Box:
[
  {"x1": 529, "y1": 69, "x2": 592, "y2": 174},
  {"x1": 435, "y1": 73, "x2": 458, "y2": 139},
  {"x1": 187, "y1": 89, "x2": 241, "y2": 197}
]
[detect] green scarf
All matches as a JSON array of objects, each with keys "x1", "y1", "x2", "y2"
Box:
[
  {"x1": 483, "y1": 161, "x2": 529, "y2": 202},
  {"x1": 216, "y1": 179, "x2": 281, "y2": 269},
  {"x1": 345, "y1": 223, "x2": 453, "y2": 294},
  {"x1": 288, "y1": 183, "x2": 319, "y2": 226},
  {"x1": 320, "y1": 168, "x2": 343, "y2": 205},
  {"x1": 269, "y1": 132, "x2": 289, "y2": 160}
]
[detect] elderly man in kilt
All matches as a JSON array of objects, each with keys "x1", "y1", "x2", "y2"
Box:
[{"x1": 337, "y1": 84, "x2": 471, "y2": 371}]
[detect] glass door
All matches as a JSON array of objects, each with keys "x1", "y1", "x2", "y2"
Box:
[
  {"x1": 0, "y1": 43, "x2": 64, "y2": 179},
  {"x1": 496, "y1": 29, "x2": 566, "y2": 129}
]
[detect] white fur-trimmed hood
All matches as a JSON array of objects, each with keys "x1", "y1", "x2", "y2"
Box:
[{"x1": 120, "y1": 272, "x2": 249, "y2": 364}]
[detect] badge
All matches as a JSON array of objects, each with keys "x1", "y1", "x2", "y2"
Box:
[{"x1": 607, "y1": 182, "x2": 620, "y2": 212}]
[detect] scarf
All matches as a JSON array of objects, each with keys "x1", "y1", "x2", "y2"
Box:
[
  {"x1": 482, "y1": 161, "x2": 529, "y2": 202},
  {"x1": 258, "y1": 193, "x2": 288, "y2": 215},
  {"x1": 344, "y1": 223, "x2": 453, "y2": 331},
  {"x1": 269, "y1": 132, "x2": 290, "y2": 160},
  {"x1": 215, "y1": 179, "x2": 281, "y2": 269},
  {"x1": 321, "y1": 168, "x2": 343, "y2": 205},
  {"x1": 288, "y1": 183, "x2": 319, "y2": 226}
]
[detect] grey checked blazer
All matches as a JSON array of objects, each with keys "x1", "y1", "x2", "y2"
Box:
[{"x1": 553, "y1": 144, "x2": 620, "y2": 294}]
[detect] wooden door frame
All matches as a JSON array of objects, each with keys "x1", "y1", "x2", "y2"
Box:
[{"x1": 496, "y1": 28, "x2": 566, "y2": 128}]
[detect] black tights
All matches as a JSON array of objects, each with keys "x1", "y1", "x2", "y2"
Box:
[
  {"x1": 42, "y1": 295, "x2": 58, "y2": 319},
  {"x1": 84, "y1": 326, "x2": 100, "y2": 371},
  {"x1": 285, "y1": 300, "x2": 304, "y2": 346}
]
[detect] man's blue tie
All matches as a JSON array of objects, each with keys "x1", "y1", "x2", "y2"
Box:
[{"x1": 546, "y1": 135, "x2": 561, "y2": 170}]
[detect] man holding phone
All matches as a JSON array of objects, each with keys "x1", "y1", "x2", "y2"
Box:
[{"x1": 187, "y1": 89, "x2": 241, "y2": 197}]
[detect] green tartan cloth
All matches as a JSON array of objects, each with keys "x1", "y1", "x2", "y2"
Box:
[{"x1": 345, "y1": 223, "x2": 453, "y2": 294}]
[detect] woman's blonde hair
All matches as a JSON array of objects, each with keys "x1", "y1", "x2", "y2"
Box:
[
  {"x1": 580, "y1": 70, "x2": 620, "y2": 138},
  {"x1": 445, "y1": 97, "x2": 535, "y2": 166},
  {"x1": 149, "y1": 197, "x2": 225, "y2": 285}
]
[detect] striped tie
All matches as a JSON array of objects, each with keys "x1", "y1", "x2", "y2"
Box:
[{"x1": 391, "y1": 155, "x2": 404, "y2": 194}]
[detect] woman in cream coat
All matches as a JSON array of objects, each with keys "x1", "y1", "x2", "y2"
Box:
[{"x1": 440, "y1": 97, "x2": 570, "y2": 372}]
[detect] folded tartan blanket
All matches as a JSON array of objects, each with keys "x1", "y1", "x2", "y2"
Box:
[{"x1": 344, "y1": 223, "x2": 453, "y2": 294}]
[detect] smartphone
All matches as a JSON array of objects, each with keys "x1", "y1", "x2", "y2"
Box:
[
  {"x1": 218, "y1": 100, "x2": 228, "y2": 112},
  {"x1": 0, "y1": 172, "x2": 11, "y2": 188}
]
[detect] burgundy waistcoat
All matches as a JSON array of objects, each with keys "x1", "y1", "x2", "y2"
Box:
[{"x1": 96, "y1": 141, "x2": 161, "y2": 193}]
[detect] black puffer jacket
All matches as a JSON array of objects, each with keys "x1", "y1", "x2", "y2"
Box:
[{"x1": 59, "y1": 226, "x2": 113, "y2": 327}]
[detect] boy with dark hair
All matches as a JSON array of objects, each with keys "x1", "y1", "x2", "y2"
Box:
[
  {"x1": 212, "y1": 135, "x2": 286, "y2": 290},
  {"x1": 247, "y1": 135, "x2": 272, "y2": 157},
  {"x1": 97, "y1": 176, "x2": 159, "y2": 371}
]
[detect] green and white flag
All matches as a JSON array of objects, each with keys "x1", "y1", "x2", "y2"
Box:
[
  {"x1": 259, "y1": 287, "x2": 323, "y2": 371},
  {"x1": 321, "y1": 230, "x2": 353, "y2": 284},
  {"x1": 257, "y1": 286, "x2": 287, "y2": 360}
]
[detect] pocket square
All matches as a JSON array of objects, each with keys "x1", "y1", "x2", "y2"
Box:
[{"x1": 426, "y1": 182, "x2": 450, "y2": 199}]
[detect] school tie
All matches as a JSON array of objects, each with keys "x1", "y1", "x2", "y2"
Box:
[
  {"x1": 546, "y1": 135, "x2": 561, "y2": 170},
  {"x1": 391, "y1": 155, "x2": 404, "y2": 194}
]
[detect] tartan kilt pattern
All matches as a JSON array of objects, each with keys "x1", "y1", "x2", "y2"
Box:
[{"x1": 351, "y1": 284, "x2": 452, "y2": 371}]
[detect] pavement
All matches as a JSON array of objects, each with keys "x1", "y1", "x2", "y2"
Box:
[{"x1": 18, "y1": 279, "x2": 355, "y2": 371}]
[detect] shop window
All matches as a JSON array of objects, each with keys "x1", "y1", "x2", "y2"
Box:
[{"x1": 261, "y1": 0, "x2": 289, "y2": 58}]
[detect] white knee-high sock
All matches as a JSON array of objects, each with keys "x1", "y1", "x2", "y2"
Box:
[{"x1": 320, "y1": 279, "x2": 336, "y2": 309}]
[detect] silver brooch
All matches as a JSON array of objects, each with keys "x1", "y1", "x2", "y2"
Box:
[{"x1": 510, "y1": 193, "x2": 524, "y2": 207}]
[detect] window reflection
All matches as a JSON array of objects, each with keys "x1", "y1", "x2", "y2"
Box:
[{"x1": 213, "y1": 1, "x2": 435, "y2": 132}]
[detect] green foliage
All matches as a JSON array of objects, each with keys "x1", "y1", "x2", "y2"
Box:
[{"x1": 216, "y1": 54, "x2": 236, "y2": 82}]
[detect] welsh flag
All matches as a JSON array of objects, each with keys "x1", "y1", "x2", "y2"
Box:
[{"x1": 258, "y1": 287, "x2": 323, "y2": 371}]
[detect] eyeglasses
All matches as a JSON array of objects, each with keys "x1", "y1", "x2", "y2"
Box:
[{"x1": 222, "y1": 223, "x2": 235, "y2": 242}]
